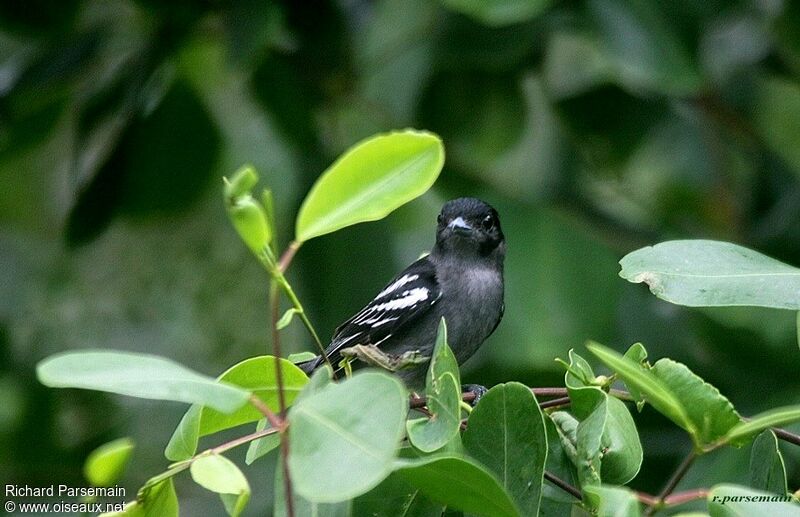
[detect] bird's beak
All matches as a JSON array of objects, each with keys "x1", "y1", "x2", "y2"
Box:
[{"x1": 447, "y1": 216, "x2": 472, "y2": 235}]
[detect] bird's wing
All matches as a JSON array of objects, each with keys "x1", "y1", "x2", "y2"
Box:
[{"x1": 324, "y1": 256, "x2": 442, "y2": 361}]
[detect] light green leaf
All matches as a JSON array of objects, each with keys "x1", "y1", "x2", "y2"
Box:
[
  {"x1": 749, "y1": 431, "x2": 788, "y2": 496},
  {"x1": 245, "y1": 419, "x2": 280, "y2": 465},
  {"x1": 276, "y1": 308, "x2": 300, "y2": 330},
  {"x1": 84, "y1": 437, "x2": 135, "y2": 487},
  {"x1": 395, "y1": 455, "x2": 521, "y2": 517},
  {"x1": 722, "y1": 406, "x2": 800, "y2": 447},
  {"x1": 586, "y1": 343, "x2": 696, "y2": 442},
  {"x1": 440, "y1": 0, "x2": 551, "y2": 27},
  {"x1": 288, "y1": 351, "x2": 318, "y2": 364},
  {"x1": 463, "y1": 382, "x2": 547, "y2": 516},
  {"x1": 619, "y1": 240, "x2": 800, "y2": 310},
  {"x1": 165, "y1": 356, "x2": 306, "y2": 461},
  {"x1": 288, "y1": 370, "x2": 408, "y2": 502},
  {"x1": 101, "y1": 479, "x2": 178, "y2": 517},
  {"x1": 295, "y1": 129, "x2": 444, "y2": 242},
  {"x1": 190, "y1": 453, "x2": 250, "y2": 517},
  {"x1": 583, "y1": 484, "x2": 641, "y2": 516},
  {"x1": 37, "y1": 350, "x2": 250, "y2": 413},
  {"x1": 407, "y1": 319, "x2": 462, "y2": 452},
  {"x1": 223, "y1": 165, "x2": 272, "y2": 255},
  {"x1": 707, "y1": 484, "x2": 800, "y2": 516}
]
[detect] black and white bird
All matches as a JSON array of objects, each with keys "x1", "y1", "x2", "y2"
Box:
[{"x1": 299, "y1": 197, "x2": 505, "y2": 389}]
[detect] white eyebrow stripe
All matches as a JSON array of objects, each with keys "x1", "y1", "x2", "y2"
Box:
[{"x1": 376, "y1": 274, "x2": 419, "y2": 298}]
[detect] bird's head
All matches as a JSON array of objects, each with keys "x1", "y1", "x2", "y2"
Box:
[{"x1": 434, "y1": 198, "x2": 505, "y2": 260}]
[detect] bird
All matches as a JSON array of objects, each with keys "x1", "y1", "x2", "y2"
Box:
[{"x1": 299, "y1": 197, "x2": 505, "y2": 391}]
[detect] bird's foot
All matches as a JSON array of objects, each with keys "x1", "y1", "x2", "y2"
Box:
[{"x1": 462, "y1": 384, "x2": 488, "y2": 407}]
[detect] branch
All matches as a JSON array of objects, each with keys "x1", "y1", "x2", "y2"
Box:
[
  {"x1": 277, "y1": 240, "x2": 301, "y2": 273},
  {"x1": 544, "y1": 471, "x2": 582, "y2": 500},
  {"x1": 270, "y1": 283, "x2": 294, "y2": 517},
  {"x1": 644, "y1": 451, "x2": 696, "y2": 516}
]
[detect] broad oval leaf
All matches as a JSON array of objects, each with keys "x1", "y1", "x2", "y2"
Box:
[
  {"x1": 619, "y1": 240, "x2": 800, "y2": 310},
  {"x1": 190, "y1": 453, "x2": 250, "y2": 517},
  {"x1": 274, "y1": 452, "x2": 353, "y2": 517},
  {"x1": 37, "y1": 350, "x2": 250, "y2": 413},
  {"x1": 245, "y1": 420, "x2": 280, "y2": 466},
  {"x1": 165, "y1": 356, "x2": 307, "y2": 461},
  {"x1": 749, "y1": 431, "x2": 788, "y2": 496},
  {"x1": 353, "y1": 472, "x2": 443, "y2": 517},
  {"x1": 407, "y1": 319, "x2": 462, "y2": 452},
  {"x1": 395, "y1": 455, "x2": 521, "y2": 517},
  {"x1": 100, "y1": 478, "x2": 178, "y2": 517},
  {"x1": 295, "y1": 130, "x2": 444, "y2": 242},
  {"x1": 288, "y1": 370, "x2": 408, "y2": 502},
  {"x1": 602, "y1": 396, "x2": 642, "y2": 484},
  {"x1": 707, "y1": 484, "x2": 800, "y2": 516},
  {"x1": 463, "y1": 382, "x2": 547, "y2": 516},
  {"x1": 84, "y1": 437, "x2": 135, "y2": 487}
]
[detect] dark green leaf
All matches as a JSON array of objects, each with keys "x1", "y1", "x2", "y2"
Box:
[
  {"x1": 395, "y1": 456, "x2": 520, "y2": 517},
  {"x1": 440, "y1": 0, "x2": 551, "y2": 27},
  {"x1": 463, "y1": 382, "x2": 547, "y2": 515},
  {"x1": 749, "y1": 431, "x2": 788, "y2": 495}
]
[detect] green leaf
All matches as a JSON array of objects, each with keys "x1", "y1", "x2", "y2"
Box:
[
  {"x1": 707, "y1": 484, "x2": 800, "y2": 516},
  {"x1": 583, "y1": 484, "x2": 641, "y2": 516},
  {"x1": 395, "y1": 455, "x2": 521, "y2": 517},
  {"x1": 540, "y1": 416, "x2": 580, "y2": 516},
  {"x1": 190, "y1": 453, "x2": 250, "y2": 517},
  {"x1": 101, "y1": 479, "x2": 178, "y2": 517},
  {"x1": 601, "y1": 396, "x2": 642, "y2": 484},
  {"x1": 245, "y1": 419, "x2": 280, "y2": 465},
  {"x1": 274, "y1": 453, "x2": 352, "y2": 517},
  {"x1": 37, "y1": 350, "x2": 250, "y2": 413},
  {"x1": 288, "y1": 351, "x2": 318, "y2": 364},
  {"x1": 619, "y1": 240, "x2": 800, "y2": 310},
  {"x1": 586, "y1": 343, "x2": 696, "y2": 442},
  {"x1": 165, "y1": 356, "x2": 306, "y2": 461},
  {"x1": 288, "y1": 370, "x2": 408, "y2": 502},
  {"x1": 463, "y1": 382, "x2": 547, "y2": 515},
  {"x1": 407, "y1": 319, "x2": 462, "y2": 452},
  {"x1": 276, "y1": 308, "x2": 300, "y2": 330},
  {"x1": 84, "y1": 437, "x2": 135, "y2": 487},
  {"x1": 440, "y1": 0, "x2": 551, "y2": 27},
  {"x1": 295, "y1": 129, "x2": 444, "y2": 242},
  {"x1": 721, "y1": 406, "x2": 800, "y2": 447},
  {"x1": 575, "y1": 389, "x2": 607, "y2": 486},
  {"x1": 651, "y1": 359, "x2": 740, "y2": 446},
  {"x1": 622, "y1": 343, "x2": 648, "y2": 411},
  {"x1": 749, "y1": 431, "x2": 788, "y2": 496},
  {"x1": 223, "y1": 165, "x2": 259, "y2": 200},
  {"x1": 353, "y1": 472, "x2": 444, "y2": 517}
]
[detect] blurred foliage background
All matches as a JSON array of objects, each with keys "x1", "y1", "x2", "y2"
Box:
[{"x1": 2, "y1": 0, "x2": 800, "y2": 514}]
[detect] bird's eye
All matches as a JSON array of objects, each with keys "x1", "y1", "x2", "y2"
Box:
[
  {"x1": 482, "y1": 215, "x2": 494, "y2": 230},
  {"x1": 437, "y1": 214, "x2": 444, "y2": 225}
]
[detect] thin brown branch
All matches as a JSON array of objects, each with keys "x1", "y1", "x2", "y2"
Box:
[
  {"x1": 664, "y1": 489, "x2": 708, "y2": 507},
  {"x1": 532, "y1": 387, "x2": 569, "y2": 397},
  {"x1": 277, "y1": 240, "x2": 301, "y2": 273},
  {"x1": 644, "y1": 451, "x2": 696, "y2": 516},
  {"x1": 544, "y1": 471, "x2": 582, "y2": 500},
  {"x1": 270, "y1": 283, "x2": 294, "y2": 517},
  {"x1": 211, "y1": 426, "x2": 279, "y2": 455},
  {"x1": 772, "y1": 426, "x2": 800, "y2": 447},
  {"x1": 539, "y1": 396, "x2": 572, "y2": 410},
  {"x1": 248, "y1": 394, "x2": 283, "y2": 431}
]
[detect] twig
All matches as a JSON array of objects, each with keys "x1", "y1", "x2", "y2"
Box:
[
  {"x1": 270, "y1": 283, "x2": 294, "y2": 517},
  {"x1": 772, "y1": 426, "x2": 800, "y2": 447},
  {"x1": 211, "y1": 426, "x2": 279, "y2": 455},
  {"x1": 540, "y1": 396, "x2": 572, "y2": 410},
  {"x1": 644, "y1": 451, "x2": 696, "y2": 516},
  {"x1": 277, "y1": 240, "x2": 301, "y2": 273},
  {"x1": 544, "y1": 471, "x2": 582, "y2": 500},
  {"x1": 248, "y1": 394, "x2": 283, "y2": 431},
  {"x1": 664, "y1": 489, "x2": 708, "y2": 506}
]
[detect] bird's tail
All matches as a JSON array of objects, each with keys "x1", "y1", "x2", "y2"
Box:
[{"x1": 296, "y1": 355, "x2": 323, "y2": 376}]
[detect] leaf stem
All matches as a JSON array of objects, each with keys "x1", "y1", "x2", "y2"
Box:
[{"x1": 278, "y1": 240, "x2": 301, "y2": 273}]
